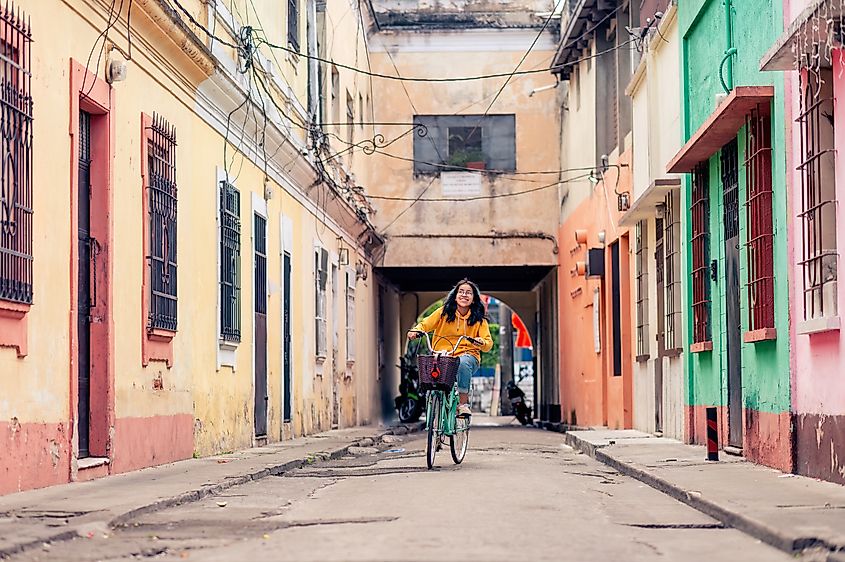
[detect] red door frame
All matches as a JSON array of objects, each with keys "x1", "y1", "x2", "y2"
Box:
[{"x1": 68, "y1": 59, "x2": 115, "y2": 466}]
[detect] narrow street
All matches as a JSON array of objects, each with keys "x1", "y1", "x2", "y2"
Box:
[{"x1": 10, "y1": 421, "x2": 790, "y2": 562}]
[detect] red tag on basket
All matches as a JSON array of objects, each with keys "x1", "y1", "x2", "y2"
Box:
[{"x1": 431, "y1": 365, "x2": 440, "y2": 379}]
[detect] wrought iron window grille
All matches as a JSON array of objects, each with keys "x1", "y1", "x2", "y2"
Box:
[
  {"x1": 691, "y1": 163, "x2": 712, "y2": 344},
  {"x1": 635, "y1": 221, "x2": 649, "y2": 357},
  {"x1": 145, "y1": 113, "x2": 178, "y2": 332},
  {"x1": 664, "y1": 192, "x2": 682, "y2": 350},
  {"x1": 797, "y1": 67, "x2": 838, "y2": 321},
  {"x1": 0, "y1": 4, "x2": 33, "y2": 305},
  {"x1": 744, "y1": 106, "x2": 775, "y2": 331},
  {"x1": 254, "y1": 213, "x2": 267, "y2": 317},
  {"x1": 220, "y1": 180, "x2": 241, "y2": 342}
]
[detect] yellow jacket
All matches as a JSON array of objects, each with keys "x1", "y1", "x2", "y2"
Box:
[{"x1": 412, "y1": 306, "x2": 494, "y2": 362}]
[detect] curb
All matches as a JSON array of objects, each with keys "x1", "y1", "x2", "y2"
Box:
[
  {"x1": 0, "y1": 422, "x2": 423, "y2": 560},
  {"x1": 563, "y1": 432, "x2": 845, "y2": 559}
]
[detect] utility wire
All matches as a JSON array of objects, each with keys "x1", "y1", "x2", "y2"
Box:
[{"x1": 168, "y1": 0, "x2": 631, "y2": 83}]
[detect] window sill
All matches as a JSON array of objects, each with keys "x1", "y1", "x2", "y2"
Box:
[
  {"x1": 690, "y1": 341, "x2": 713, "y2": 354},
  {"x1": 346, "y1": 359, "x2": 356, "y2": 366},
  {"x1": 797, "y1": 316, "x2": 841, "y2": 336},
  {"x1": 316, "y1": 354, "x2": 327, "y2": 365},
  {"x1": 219, "y1": 339, "x2": 239, "y2": 352},
  {"x1": 78, "y1": 456, "x2": 110, "y2": 470},
  {"x1": 148, "y1": 328, "x2": 176, "y2": 342},
  {"x1": 636, "y1": 354, "x2": 650, "y2": 363},
  {"x1": 0, "y1": 300, "x2": 30, "y2": 319},
  {"x1": 0, "y1": 299, "x2": 30, "y2": 357},
  {"x1": 663, "y1": 348, "x2": 683, "y2": 358},
  {"x1": 744, "y1": 328, "x2": 777, "y2": 343}
]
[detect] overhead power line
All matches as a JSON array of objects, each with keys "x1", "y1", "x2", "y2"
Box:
[{"x1": 167, "y1": 0, "x2": 634, "y2": 83}]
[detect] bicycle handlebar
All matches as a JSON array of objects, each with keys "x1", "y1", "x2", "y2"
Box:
[{"x1": 408, "y1": 330, "x2": 481, "y2": 356}]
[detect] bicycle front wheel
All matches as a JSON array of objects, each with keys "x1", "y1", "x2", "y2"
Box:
[
  {"x1": 426, "y1": 392, "x2": 441, "y2": 469},
  {"x1": 450, "y1": 416, "x2": 470, "y2": 464}
]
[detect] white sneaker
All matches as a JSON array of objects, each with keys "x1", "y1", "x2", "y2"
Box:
[{"x1": 457, "y1": 404, "x2": 472, "y2": 417}]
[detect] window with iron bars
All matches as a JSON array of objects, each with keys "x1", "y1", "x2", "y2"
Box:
[
  {"x1": 288, "y1": 0, "x2": 299, "y2": 50},
  {"x1": 346, "y1": 271, "x2": 356, "y2": 362},
  {"x1": 635, "y1": 221, "x2": 649, "y2": 358},
  {"x1": 220, "y1": 181, "x2": 241, "y2": 342},
  {"x1": 797, "y1": 67, "x2": 838, "y2": 321},
  {"x1": 745, "y1": 106, "x2": 775, "y2": 331},
  {"x1": 315, "y1": 248, "x2": 328, "y2": 357},
  {"x1": 664, "y1": 192, "x2": 682, "y2": 350},
  {"x1": 690, "y1": 163, "x2": 711, "y2": 344},
  {"x1": 0, "y1": 5, "x2": 33, "y2": 305},
  {"x1": 145, "y1": 114, "x2": 178, "y2": 332}
]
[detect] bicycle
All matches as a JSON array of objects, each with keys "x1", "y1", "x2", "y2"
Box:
[{"x1": 409, "y1": 330, "x2": 478, "y2": 469}]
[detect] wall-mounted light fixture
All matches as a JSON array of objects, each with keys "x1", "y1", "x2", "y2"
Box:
[
  {"x1": 574, "y1": 229, "x2": 588, "y2": 245},
  {"x1": 337, "y1": 237, "x2": 349, "y2": 266}
]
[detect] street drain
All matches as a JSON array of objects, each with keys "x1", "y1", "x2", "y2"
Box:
[{"x1": 624, "y1": 523, "x2": 726, "y2": 529}]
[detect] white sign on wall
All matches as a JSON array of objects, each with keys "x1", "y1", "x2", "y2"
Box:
[{"x1": 440, "y1": 172, "x2": 483, "y2": 197}]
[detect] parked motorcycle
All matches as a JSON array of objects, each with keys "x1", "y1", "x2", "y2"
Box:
[
  {"x1": 507, "y1": 380, "x2": 532, "y2": 426},
  {"x1": 394, "y1": 340, "x2": 426, "y2": 423}
]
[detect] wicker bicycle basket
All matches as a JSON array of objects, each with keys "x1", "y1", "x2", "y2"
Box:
[{"x1": 417, "y1": 354, "x2": 460, "y2": 389}]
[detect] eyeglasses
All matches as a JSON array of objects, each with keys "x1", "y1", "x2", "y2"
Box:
[{"x1": 457, "y1": 290, "x2": 473, "y2": 296}]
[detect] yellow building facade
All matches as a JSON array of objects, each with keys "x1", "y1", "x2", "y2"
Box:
[{"x1": 0, "y1": 0, "x2": 390, "y2": 494}]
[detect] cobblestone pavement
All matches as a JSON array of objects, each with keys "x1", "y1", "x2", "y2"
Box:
[{"x1": 9, "y1": 424, "x2": 794, "y2": 562}]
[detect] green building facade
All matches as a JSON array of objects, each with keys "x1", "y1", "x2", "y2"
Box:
[{"x1": 676, "y1": 0, "x2": 792, "y2": 470}]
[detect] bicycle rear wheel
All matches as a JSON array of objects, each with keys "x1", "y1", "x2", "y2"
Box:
[
  {"x1": 450, "y1": 416, "x2": 470, "y2": 464},
  {"x1": 426, "y1": 392, "x2": 441, "y2": 469}
]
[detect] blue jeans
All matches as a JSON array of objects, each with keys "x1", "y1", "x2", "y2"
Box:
[{"x1": 456, "y1": 355, "x2": 479, "y2": 393}]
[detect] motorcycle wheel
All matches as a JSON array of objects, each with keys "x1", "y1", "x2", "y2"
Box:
[{"x1": 398, "y1": 397, "x2": 419, "y2": 423}]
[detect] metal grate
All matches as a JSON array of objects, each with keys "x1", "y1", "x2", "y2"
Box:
[
  {"x1": 315, "y1": 249, "x2": 328, "y2": 357},
  {"x1": 254, "y1": 214, "x2": 267, "y2": 315},
  {"x1": 346, "y1": 272, "x2": 355, "y2": 362},
  {"x1": 0, "y1": 4, "x2": 32, "y2": 304},
  {"x1": 664, "y1": 193, "x2": 682, "y2": 350},
  {"x1": 722, "y1": 140, "x2": 740, "y2": 240},
  {"x1": 635, "y1": 221, "x2": 649, "y2": 357},
  {"x1": 288, "y1": 0, "x2": 299, "y2": 50},
  {"x1": 146, "y1": 114, "x2": 178, "y2": 332},
  {"x1": 220, "y1": 181, "x2": 241, "y2": 342},
  {"x1": 744, "y1": 106, "x2": 775, "y2": 331},
  {"x1": 797, "y1": 68, "x2": 838, "y2": 320},
  {"x1": 691, "y1": 163, "x2": 711, "y2": 344}
]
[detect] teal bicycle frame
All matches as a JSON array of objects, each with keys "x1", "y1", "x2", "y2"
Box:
[{"x1": 410, "y1": 330, "x2": 473, "y2": 468}]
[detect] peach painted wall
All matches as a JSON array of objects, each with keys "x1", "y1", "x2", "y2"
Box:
[{"x1": 559, "y1": 150, "x2": 634, "y2": 429}]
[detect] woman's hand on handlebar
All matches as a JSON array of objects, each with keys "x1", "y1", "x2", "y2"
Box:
[
  {"x1": 468, "y1": 337, "x2": 484, "y2": 346},
  {"x1": 407, "y1": 330, "x2": 421, "y2": 340}
]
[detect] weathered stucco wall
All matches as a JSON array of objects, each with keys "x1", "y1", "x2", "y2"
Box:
[
  {"x1": 366, "y1": 28, "x2": 561, "y2": 269},
  {"x1": 0, "y1": 0, "x2": 389, "y2": 494},
  {"x1": 628, "y1": 8, "x2": 685, "y2": 440}
]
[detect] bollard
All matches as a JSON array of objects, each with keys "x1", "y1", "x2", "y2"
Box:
[{"x1": 706, "y1": 406, "x2": 719, "y2": 461}]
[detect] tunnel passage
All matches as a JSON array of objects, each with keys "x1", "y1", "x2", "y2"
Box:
[{"x1": 375, "y1": 265, "x2": 560, "y2": 424}]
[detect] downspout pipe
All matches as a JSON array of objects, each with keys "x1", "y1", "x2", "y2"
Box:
[{"x1": 720, "y1": 0, "x2": 736, "y2": 94}]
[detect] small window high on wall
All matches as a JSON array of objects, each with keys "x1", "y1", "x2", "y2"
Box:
[{"x1": 413, "y1": 115, "x2": 516, "y2": 173}]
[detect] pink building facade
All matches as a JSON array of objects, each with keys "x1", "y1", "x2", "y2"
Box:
[{"x1": 763, "y1": 0, "x2": 845, "y2": 484}]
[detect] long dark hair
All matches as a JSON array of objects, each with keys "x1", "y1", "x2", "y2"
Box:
[{"x1": 442, "y1": 278, "x2": 486, "y2": 326}]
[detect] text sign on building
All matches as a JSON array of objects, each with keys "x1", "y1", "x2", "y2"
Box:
[{"x1": 440, "y1": 172, "x2": 482, "y2": 197}]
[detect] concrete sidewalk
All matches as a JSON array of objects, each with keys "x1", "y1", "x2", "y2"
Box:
[
  {"x1": 564, "y1": 429, "x2": 845, "y2": 561},
  {"x1": 0, "y1": 422, "x2": 421, "y2": 559}
]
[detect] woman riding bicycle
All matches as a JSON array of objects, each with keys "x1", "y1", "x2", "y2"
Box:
[{"x1": 408, "y1": 278, "x2": 493, "y2": 418}]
